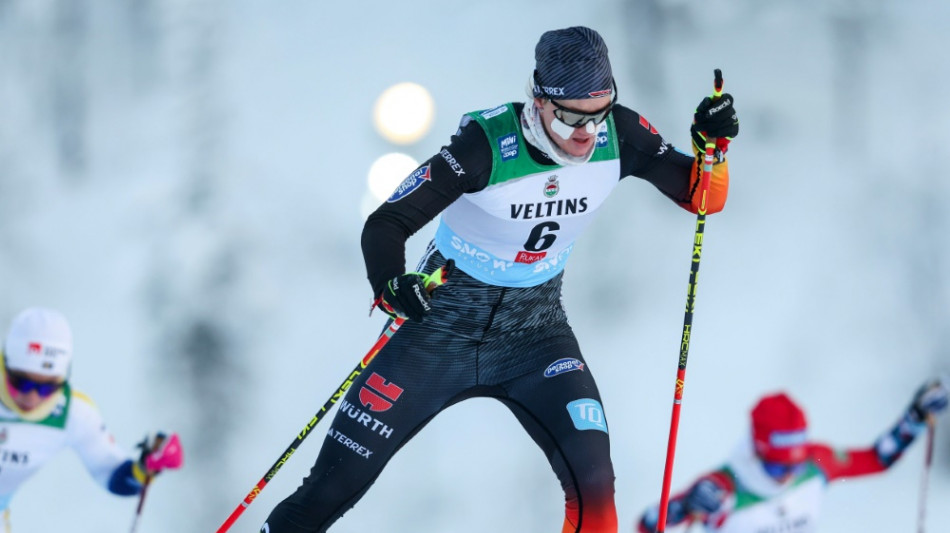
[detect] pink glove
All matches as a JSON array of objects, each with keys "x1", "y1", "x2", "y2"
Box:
[{"x1": 143, "y1": 432, "x2": 184, "y2": 473}]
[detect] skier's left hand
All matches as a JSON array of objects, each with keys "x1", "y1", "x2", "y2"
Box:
[
  {"x1": 690, "y1": 93, "x2": 738, "y2": 156},
  {"x1": 909, "y1": 379, "x2": 949, "y2": 424},
  {"x1": 138, "y1": 432, "x2": 184, "y2": 475},
  {"x1": 685, "y1": 478, "x2": 727, "y2": 515}
]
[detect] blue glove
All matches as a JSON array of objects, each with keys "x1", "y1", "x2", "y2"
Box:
[
  {"x1": 875, "y1": 378, "x2": 948, "y2": 467},
  {"x1": 908, "y1": 378, "x2": 949, "y2": 424},
  {"x1": 685, "y1": 478, "x2": 726, "y2": 515}
]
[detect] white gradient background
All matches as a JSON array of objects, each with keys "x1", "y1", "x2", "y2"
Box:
[{"x1": 1, "y1": 1, "x2": 948, "y2": 532}]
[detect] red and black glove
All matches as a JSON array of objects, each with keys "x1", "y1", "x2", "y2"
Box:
[
  {"x1": 690, "y1": 93, "x2": 738, "y2": 157},
  {"x1": 374, "y1": 272, "x2": 433, "y2": 322}
]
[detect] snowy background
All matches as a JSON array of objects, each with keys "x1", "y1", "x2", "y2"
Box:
[{"x1": 1, "y1": 0, "x2": 949, "y2": 531}]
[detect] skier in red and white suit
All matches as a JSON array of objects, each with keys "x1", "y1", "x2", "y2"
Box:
[{"x1": 638, "y1": 381, "x2": 948, "y2": 533}]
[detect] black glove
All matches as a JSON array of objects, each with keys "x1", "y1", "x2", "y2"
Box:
[
  {"x1": 690, "y1": 93, "x2": 738, "y2": 155},
  {"x1": 684, "y1": 478, "x2": 726, "y2": 515},
  {"x1": 376, "y1": 272, "x2": 432, "y2": 322}
]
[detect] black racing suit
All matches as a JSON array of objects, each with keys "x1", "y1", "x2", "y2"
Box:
[{"x1": 263, "y1": 103, "x2": 700, "y2": 533}]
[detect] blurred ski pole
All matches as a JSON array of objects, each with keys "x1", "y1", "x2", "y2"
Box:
[
  {"x1": 655, "y1": 69, "x2": 724, "y2": 533},
  {"x1": 215, "y1": 261, "x2": 453, "y2": 533},
  {"x1": 917, "y1": 415, "x2": 935, "y2": 533},
  {"x1": 129, "y1": 433, "x2": 165, "y2": 533},
  {"x1": 129, "y1": 476, "x2": 152, "y2": 533}
]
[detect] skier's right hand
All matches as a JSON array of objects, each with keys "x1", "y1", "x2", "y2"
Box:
[
  {"x1": 684, "y1": 478, "x2": 726, "y2": 515},
  {"x1": 908, "y1": 378, "x2": 949, "y2": 424},
  {"x1": 137, "y1": 432, "x2": 184, "y2": 475},
  {"x1": 375, "y1": 272, "x2": 432, "y2": 322}
]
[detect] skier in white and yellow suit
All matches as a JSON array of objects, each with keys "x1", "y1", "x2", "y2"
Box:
[{"x1": 0, "y1": 307, "x2": 184, "y2": 530}]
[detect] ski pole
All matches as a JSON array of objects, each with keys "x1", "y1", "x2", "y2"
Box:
[
  {"x1": 215, "y1": 261, "x2": 453, "y2": 533},
  {"x1": 129, "y1": 476, "x2": 153, "y2": 533},
  {"x1": 129, "y1": 432, "x2": 166, "y2": 533},
  {"x1": 917, "y1": 416, "x2": 936, "y2": 533},
  {"x1": 655, "y1": 70, "x2": 724, "y2": 533}
]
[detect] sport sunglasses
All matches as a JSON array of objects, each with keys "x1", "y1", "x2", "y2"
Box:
[
  {"x1": 7, "y1": 371, "x2": 64, "y2": 397},
  {"x1": 535, "y1": 71, "x2": 617, "y2": 128},
  {"x1": 762, "y1": 460, "x2": 806, "y2": 478}
]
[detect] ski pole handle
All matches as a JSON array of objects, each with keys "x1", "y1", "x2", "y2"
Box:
[
  {"x1": 697, "y1": 69, "x2": 724, "y2": 215},
  {"x1": 423, "y1": 261, "x2": 453, "y2": 292}
]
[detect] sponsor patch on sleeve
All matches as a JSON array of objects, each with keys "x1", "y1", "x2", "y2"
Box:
[{"x1": 387, "y1": 164, "x2": 432, "y2": 203}]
